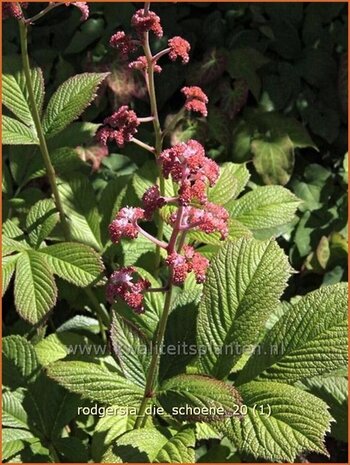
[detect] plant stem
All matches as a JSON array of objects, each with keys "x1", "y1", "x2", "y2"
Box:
[
  {"x1": 143, "y1": 25, "x2": 165, "y2": 275},
  {"x1": 25, "y1": 3, "x2": 60, "y2": 24},
  {"x1": 134, "y1": 203, "x2": 183, "y2": 429},
  {"x1": 134, "y1": 282, "x2": 174, "y2": 429},
  {"x1": 19, "y1": 20, "x2": 71, "y2": 241}
]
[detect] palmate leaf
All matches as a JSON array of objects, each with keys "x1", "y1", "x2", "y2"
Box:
[
  {"x1": 197, "y1": 238, "x2": 291, "y2": 379},
  {"x1": 58, "y1": 174, "x2": 102, "y2": 250},
  {"x1": 47, "y1": 360, "x2": 144, "y2": 406},
  {"x1": 226, "y1": 185, "x2": 301, "y2": 239},
  {"x1": 103, "y1": 426, "x2": 196, "y2": 464},
  {"x1": 3, "y1": 56, "x2": 44, "y2": 125},
  {"x1": 2, "y1": 254, "x2": 19, "y2": 297},
  {"x1": 110, "y1": 312, "x2": 150, "y2": 388},
  {"x1": 157, "y1": 374, "x2": 242, "y2": 422},
  {"x1": 301, "y1": 375, "x2": 348, "y2": 442},
  {"x1": 2, "y1": 115, "x2": 38, "y2": 145},
  {"x1": 237, "y1": 283, "x2": 348, "y2": 385},
  {"x1": 208, "y1": 162, "x2": 250, "y2": 206},
  {"x1": 220, "y1": 381, "x2": 332, "y2": 462},
  {"x1": 39, "y1": 242, "x2": 104, "y2": 287},
  {"x1": 14, "y1": 251, "x2": 57, "y2": 325},
  {"x1": 42, "y1": 72, "x2": 109, "y2": 138},
  {"x1": 26, "y1": 199, "x2": 59, "y2": 248},
  {"x1": 252, "y1": 133, "x2": 295, "y2": 185},
  {"x1": 2, "y1": 391, "x2": 29, "y2": 430},
  {"x1": 3, "y1": 335, "x2": 40, "y2": 388}
]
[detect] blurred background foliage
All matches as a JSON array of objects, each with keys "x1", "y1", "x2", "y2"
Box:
[{"x1": 3, "y1": 2, "x2": 348, "y2": 297}]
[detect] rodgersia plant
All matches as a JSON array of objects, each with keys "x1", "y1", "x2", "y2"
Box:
[{"x1": 2, "y1": 3, "x2": 347, "y2": 464}]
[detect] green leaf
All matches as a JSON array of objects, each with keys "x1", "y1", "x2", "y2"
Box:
[
  {"x1": 300, "y1": 375, "x2": 348, "y2": 442},
  {"x1": 250, "y1": 111, "x2": 317, "y2": 150},
  {"x1": 39, "y1": 242, "x2": 104, "y2": 287},
  {"x1": 208, "y1": 163, "x2": 249, "y2": 205},
  {"x1": 104, "y1": 426, "x2": 196, "y2": 463},
  {"x1": 2, "y1": 115, "x2": 38, "y2": 145},
  {"x1": 3, "y1": 391, "x2": 29, "y2": 430},
  {"x1": 237, "y1": 283, "x2": 348, "y2": 384},
  {"x1": 158, "y1": 374, "x2": 242, "y2": 422},
  {"x1": 227, "y1": 186, "x2": 301, "y2": 239},
  {"x1": 3, "y1": 56, "x2": 44, "y2": 125},
  {"x1": 92, "y1": 414, "x2": 140, "y2": 462},
  {"x1": 160, "y1": 276, "x2": 202, "y2": 380},
  {"x1": 110, "y1": 313, "x2": 150, "y2": 389},
  {"x1": 3, "y1": 335, "x2": 40, "y2": 388},
  {"x1": 252, "y1": 133, "x2": 295, "y2": 185},
  {"x1": 2, "y1": 254, "x2": 19, "y2": 297},
  {"x1": 35, "y1": 332, "x2": 91, "y2": 366},
  {"x1": 26, "y1": 199, "x2": 59, "y2": 248},
  {"x1": 14, "y1": 251, "x2": 57, "y2": 324},
  {"x1": 58, "y1": 174, "x2": 102, "y2": 250},
  {"x1": 197, "y1": 238, "x2": 291, "y2": 378},
  {"x1": 227, "y1": 48, "x2": 269, "y2": 100},
  {"x1": 42, "y1": 72, "x2": 109, "y2": 138},
  {"x1": 221, "y1": 381, "x2": 332, "y2": 462},
  {"x1": 47, "y1": 361, "x2": 144, "y2": 406}
]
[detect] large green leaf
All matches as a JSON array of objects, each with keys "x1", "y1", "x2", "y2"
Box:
[
  {"x1": 237, "y1": 283, "x2": 348, "y2": 384},
  {"x1": 2, "y1": 254, "x2": 19, "y2": 297},
  {"x1": 47, "y1": 361, "x2": 144, "y2": 406},
  {"x1": 2, "y1": 391, "x2": 29, "y2": 430},
  {"x1": 14, "y1": 251, "x2": 57, "y2": 324},
  {"x1": 26, "y1": 199, "x2": 59, "y2": 248},
  {"x1": 300, "y1": 375, "x2": 348, "y2": 442},
  {"x1": 197, "y1": 238, "x2": 291, "y2": 378},
  {"x1": 110, "y1": 313, "x2": 150, "y2": 389},
  {"x1": 42, "y1": 72, "x2": 109, "y2": 138},
  {"x1": 208, "y1": 163, "x2": 249, "y2": 205},
  {"x1": 220, "y1": 381, "x2": 332, "y2": 462},
  {"x1": 39, "y1": 242, "x2": 104, "y2": 287},
  {"x1": 3, "y1": 335, "x2": 40, "y2": 388},
  {"x1": 227, "y1": 185, "x2": 301, "y2": 239},
  {"x1": 58, "y1": 174, "x2": 102, "y2": 250},
  {"x1": 158, "y1": 374, "x2": 242, "y2": 422},
  {"x1": 2, "y1": 115, "x2": 38, "y2": 145},
  {"x1": 3, "y1": 56, "x2": 44, "y2": 125},
  {"x1": 252, "y1": 133, "x2": 295, "y2": 185},
  {"x1": 103, "y1": 426, "x2": 196, "y2": 463}
]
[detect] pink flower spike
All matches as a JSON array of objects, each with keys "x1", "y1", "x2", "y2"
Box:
[
  {"x1": 2, "y1": 2, "x2": 28, "y2": 20},
  {"x1": 96, "y1": 106, "x2": 140, "y2": 147},
  {"x1": 184, "y1": 246, "x2": 209, "y2": 283},
  {"x1": 131, "y1": 8, "x2": 163, "y2": 38},
  {"x1": 159, "y1": 140, "x2": 220, "y2": 204},
  {"x1": 166, "y1": 252, "x2": 190, "y2": 285},
  {"x1": 108, "y1": 207, "x2": 145, "y2": 243},
  {"x1": 181, "y1": 86, "x2": 209, "y2": 117},
  {"x1": 142, "y1": 185, "x2": 166, "y2": 220},
  {"x1": 65, "y1": 2, "x2": 89, "y2": 21},
  {"x1": 168, "y1": 37, "x2": 191, "y2": 64},
  {"x1": 109, "y1": 31, "x2": 137, "y2": 59},
  {"x1": 129, "y1": 56, "x2": 162, "y2": 73},
  {"x1": 107, "y1": 267, "x2": 150, "y2": 313}
]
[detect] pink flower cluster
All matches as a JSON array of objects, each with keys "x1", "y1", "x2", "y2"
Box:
[
  {"x1": 131, "y1": 8, "x2": 163, "y2": 38},
  {"x1": 2, "y1": 2, "x2": 28, "y2": 20},
  {"x1": 166, "y1": 246, "x2": 209, "y2": 284},
  {"x1": 106, "y1": 267, "x2": 150, "y2": 312},
  {"x1": 108, "y1": 207, "x2": 145, "y2": 243},
  {"x1": 96, "y1": 106, "x2": 140, "y2": 147},
  {"x1": 182, "y1": 86, "x2": 209, "y2": 117},
  {"x1": 160, "y1": 140, "x2": 219, "y2": 205},
  {"x1": 66, "y1": 2, "x2": 89, "y2": 21}
]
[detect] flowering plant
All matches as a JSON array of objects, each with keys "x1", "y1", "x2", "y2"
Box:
[{"x1": 2, "y1": 2, "x2": 347, "y2": 464}]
